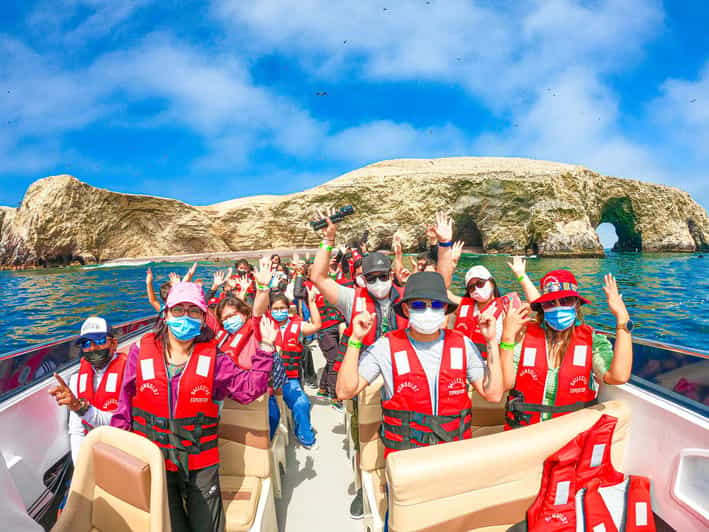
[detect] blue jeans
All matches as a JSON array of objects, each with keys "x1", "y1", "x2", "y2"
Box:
[
  {"x1": 282, "y1": 378, "x2": 315, "y2": 446},
  {"x1": 268, "y1": 394, "x2": 280, "y2": 440}
]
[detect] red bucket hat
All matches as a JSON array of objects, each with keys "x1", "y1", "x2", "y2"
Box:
[{"x1": 531, "y1": 269, "x2": 591, "y2": 309}]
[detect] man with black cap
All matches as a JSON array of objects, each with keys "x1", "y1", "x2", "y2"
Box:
[
  {"x1": 336, "y1": 271, "x2": 504, "y2": 455},
  {"x1": 48, "y1": 316, "x2": 128, "y2": 464}
]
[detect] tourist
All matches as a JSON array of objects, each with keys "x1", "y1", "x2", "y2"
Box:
[
  {"x1": 145, "y1": 267, "x2": 172, "y2": 313},
  {"x1": 500, "y1": 270, "x2": 633, "y2": 428},
  {"x1": 110, "y1": 281, "x2": 276, "y2": 532},
  {"x1": 270, "y1": 291, "x2": 322, "y2": 448},
  {"x1": 48, "y1": 317, "x2": 127, "y2": 465}
]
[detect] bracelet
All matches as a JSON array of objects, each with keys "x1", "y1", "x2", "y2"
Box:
[
  {"x1": 438, "y1": 240, "x2": 453, "y2": 247},
  {"x1": 76, "y1": 398, "x2": 90, "y2": 416},
  {"x1": 348, "y1": 339, "x2": 363, "y2": 349},
  {"x1": 320, "y1": 242, "x2": 333, "y2": 251},
  {"x1": 255, "y1": 282, "x2": 269, "y2": 291},
  {"x1": 516, "y1": 274, "x2": 527, "y2": 282},
  {"x1": 499, "y1": 341, "x2": 517, "y2": 350}
]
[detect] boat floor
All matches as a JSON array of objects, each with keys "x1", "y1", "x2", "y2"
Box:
[{"x1": 276, "y1": 345, "x2": 361, "y2": 531}]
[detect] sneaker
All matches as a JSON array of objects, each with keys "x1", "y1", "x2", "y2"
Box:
[
  {"x1": 349, "y1": 488, "x2": 364, "y2": 520},
  {"x1": 316, "y1": 388, "x2": 329, "y2": 397},
  {"x1": 305, "y1": 380, "x2": 319, "y2": 391},
  {"x1": 330, "y1": 400, "x2": 344, "y2": 413}
]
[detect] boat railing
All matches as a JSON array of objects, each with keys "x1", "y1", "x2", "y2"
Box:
[{"x1": 0, "y1": 315, "x2": 155, "y2": 404}]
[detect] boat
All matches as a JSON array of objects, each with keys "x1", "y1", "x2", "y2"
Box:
[{"x1": 0, "y1": 315, "x2": 707, "y2": 531}]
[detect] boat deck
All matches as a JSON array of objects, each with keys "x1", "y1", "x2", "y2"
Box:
[{"x1": 276, "y1": 345, "x2": 361, "y2": 531}]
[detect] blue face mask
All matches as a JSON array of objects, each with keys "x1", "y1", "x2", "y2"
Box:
[
  {"x1": 166, "y1": 316, "x2": 203, "y2": 341},
  {"x1": 223, "y1": 315, "x2": 244, "y2": 335},
  {"x1": 272, "y1": 309, "x2": 289, "y2": 323},
  {"x1": 543, "y1": 306, "x2": 577, "y2": 331}
]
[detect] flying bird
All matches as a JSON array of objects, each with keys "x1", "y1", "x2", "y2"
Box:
[
  {"x1": 690, "y1": 98, "x2": 696, "y2": 103},
  {"x1": 316, "y1": 91, "x2": 328, "y2": 96}
]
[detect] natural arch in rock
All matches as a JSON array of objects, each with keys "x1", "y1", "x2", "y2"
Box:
[
  {"x1": 595, "y1": 222, "x2": 619, "y2": 250},
  {"x1": 688, "y1": 219, "x2": 709, "y2": 251},
  {"x1": 453, "y1": 211, "x2": 484, "y2": 251},
  {"x1": 599, "y1": 197, "x2": 642, "y2": 252}
]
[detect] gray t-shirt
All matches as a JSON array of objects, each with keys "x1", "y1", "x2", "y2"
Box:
[
  {"x1": 358, "y1": 331, "x2": 486, "y2": 413},
  {"x1": 336, "y1": 284, "x2": 396, "y2": 335}
]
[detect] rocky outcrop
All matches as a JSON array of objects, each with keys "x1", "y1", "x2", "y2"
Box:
[{"x1": 1, "y1": 158, "x2": 708, "y2": 267}]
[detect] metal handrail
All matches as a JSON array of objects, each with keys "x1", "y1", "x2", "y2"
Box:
[{"x1": 596, "y1": 330, "x2": 709, "y2": 360}]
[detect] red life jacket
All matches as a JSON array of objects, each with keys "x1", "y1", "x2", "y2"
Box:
[
  {"x1": 304, "y1": 280, "x2": 344, "y2": 329},
  {"x1": 131, "y1": 333, "x2": 220, "y2": 476},
  {"x1": 452, "y1": 296, "x2": 504, "y2": 359},
  {"x1": 505, "y1": 323, "x2": 597, "y2": 429},
  {"x1": 527, "y1": 414, "x2": 654, "y2": 532},
  {"x1": 76, "y1": 353, "x2": 127, "y2": 431},
  {"x1": 276, "y1": 317, "x2": 304, "y2": 379},
  {"x1": 380, "y1": 329, "x2": 472, "y2": 458},
  {"x1": 217, "y1": 318, "x2": 255, "y2": 369}
]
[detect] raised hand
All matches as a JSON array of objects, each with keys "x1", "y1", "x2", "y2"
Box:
[
  {"x1": 502, "y1": 303, "x2": 535, "y2": 343},
  {"x1": 183, "y1": 261, "x2": 198, "y2": 281},
  {"x1": 392, "y1": 233, "x2": 402, "y2": 254},
  {"x1": 146, "y1": 267, "x2": 153, "y2": 285},
  {"x1": 259, "y1": 317, "x2": 278, "y2": 346},
  {"x1": 316, "y1": 207, "x2": 338, "y2": 242},
  {"x1": 452, "y1": 241, "x2": 464, "y2": 264},
  {"x1": 168, "y1": 272, "x2": 181, "y2": 285},
  {"x1": 478, "y1": 303, "x2": 499, "y2": 343},
  {"x1": 352, "y1": 311, "x2": 374, "y2": 341},
  {"x1": 254, "y1": 255, "x2": 273, "y2": 287},
  {"x1": 399, "y1": 268, "x2": 412, "y2": 284},
  {"x1": 506, "y1": 256, "x2": 527, "y2": 278},
  {"x1": 212, "y1": 270, "x2": 227, "y2": 290},
  {"x1": 48, "y1": 373, "x2": 82, "y2": 412},
  {"x1": 603, "y1": 273, "x2": 629, "y2": 321},
  {"x1": 432, "y1": 211, "x2": 453, "y2": 243}
]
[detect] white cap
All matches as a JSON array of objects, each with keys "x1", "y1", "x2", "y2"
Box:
[
  {"x1": 79, "y1": 316, "x2": 110, "y2": 339},
  {"x1": 464, "y1": 265, "x2": 493, "y2": 287}
]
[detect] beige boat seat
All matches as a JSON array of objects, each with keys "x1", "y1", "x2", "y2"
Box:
[
  {"x1": 470, "y1": 388, "x2": 507, "y2": 438},
  {"x1": 358, "y1": 377, "x2": 387, "y2": 532},
  {"x1": 386, "y1": 400, "x2": 631, "y2": 532},
  {"x1": 219, "y1": 396, "x2": 278, "y2": 532},
  {"x1": 52, "y1": 425, "x2": 170, "y2": 532}
]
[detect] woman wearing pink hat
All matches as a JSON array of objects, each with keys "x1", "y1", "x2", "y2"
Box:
[
  {"x1": 500, "y1": 269, "x2": 633, "y2": 429},
  {"x1": 111, "y1": 281, "x2": 277, "y2": 532}
]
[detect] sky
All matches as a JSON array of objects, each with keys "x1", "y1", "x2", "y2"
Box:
[{"x1": 1, "y1": 1, "x2": 708, "y2": 249}]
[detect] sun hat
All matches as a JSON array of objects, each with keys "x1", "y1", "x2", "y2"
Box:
[
  {"x1": 362, "y1": 252, "x2": 391, "y2": 275},
  {"x1": 166, "y1": 282, "x2": 208, "y2": 313},
  {"x1": 76, "y1": 316, "x2": 112, "y2": 344},
  {"x1": 464, "y1": 265, "x2": 493, "y2": 287},
  {"x1": 394, "y1": 271, "x2": 458, "y2": 317},
  {"x1": 530, "y1": 269, "x2": 591, "y2": 309}
]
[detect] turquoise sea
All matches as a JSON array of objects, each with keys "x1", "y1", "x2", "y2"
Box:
[{"x1": 0, "y1": 252, "x2": 707, "y2": 354}]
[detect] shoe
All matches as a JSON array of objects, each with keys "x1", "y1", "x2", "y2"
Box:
[
  {"x1": 300, "y1": 438, "x2": 319, "y2": 450},
  {"x1": 305, "y1": 380, "x2": 319, "y2": 391},
  {"x1": 330, "y1": 400, "x2": 344, "y2": 413},
  {"x1": 317, "y1": 388, "x2": 329, "y2": 397},
  {"x1": 349, "y1": 488, "x2": 364, "y2": 520}
]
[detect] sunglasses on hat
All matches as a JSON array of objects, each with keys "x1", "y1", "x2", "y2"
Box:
[{"x1": 79, "y1": 336, "x2": 108, "y2": 349}]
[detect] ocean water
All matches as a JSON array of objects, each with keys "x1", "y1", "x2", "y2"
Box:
[{"x1": 0, "y1": 252, "x2": 707, "y2": 354}]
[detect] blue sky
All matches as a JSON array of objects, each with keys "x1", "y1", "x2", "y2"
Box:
[{"x1": 1, "y1": 1, "x2": 708, "y2": 247}]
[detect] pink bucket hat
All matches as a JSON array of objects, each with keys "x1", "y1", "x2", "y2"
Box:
[{"x1": 166, "y1": 282, "x2": 208, "y2": 313}]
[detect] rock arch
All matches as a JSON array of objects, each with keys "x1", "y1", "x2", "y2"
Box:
[
  {"x1": 599, "y1": 197, "x2": 642, "y2": 252},
  {"x1": 452, "y1": 211, "x2": 484, "y2": 251},
  {"x1": 688, "y1": 219, "x2": 709, "y2": 251}
]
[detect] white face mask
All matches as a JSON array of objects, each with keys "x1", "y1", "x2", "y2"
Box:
[
  {"x1": 367, "y1": 279, "x2": 392, "y2": 299},
  {"x1": 408, "y1": 307, "x2": 446, "y2": 335},
  {"x1": 471, "y1": 281, "x2": 493, "y2": 302}
]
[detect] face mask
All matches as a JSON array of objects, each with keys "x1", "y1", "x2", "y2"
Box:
[
  {"x1": 272, "y1": 309, "x2": 289, "y2": 322},
  {"x1": 471, "y1": 282, "x2": 493, "y2": 302},
  {"x1": 367, "y1": 279, "x2": 392, "y2": 299},
  {"x1": 408, "y1": 307, "x2": 446, "y2": 335},
  {"x1": 84, "y1": 348, "x2": 112, "y2": 369},
  {"x1": 166, "y1": 316, "x2": 203, "y2": 341},
  {"x1": 544, "y1": 306, "x2": 577, "y2": 331},
  {"x1": 223, "y1": 315, "x2": 244, "y2": 335}
]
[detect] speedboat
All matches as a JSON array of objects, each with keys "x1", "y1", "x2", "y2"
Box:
[{"x1": 0, "y1": 316, "x2": 707, "y2": 531}]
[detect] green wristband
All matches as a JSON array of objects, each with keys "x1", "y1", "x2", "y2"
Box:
[
  {"x1": 499, "y1": 341, "x2": 517, "y2": 351},
  {"x1": 255, "y1": 282, "x2": 269, "y2": 291},
  {"x1": 516, "y1": 274, "x2": 526, "y2": 282},
  {"x1": 348, "y1": 339, "x2": 363, "y2": 349},
  {"x1": 320, "y1": 242, "x2": 333, "y2": 251}
]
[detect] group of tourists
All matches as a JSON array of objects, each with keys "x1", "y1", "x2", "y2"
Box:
[{"x1": 48, "y1": 210, "x2": 635, "y2": 532}]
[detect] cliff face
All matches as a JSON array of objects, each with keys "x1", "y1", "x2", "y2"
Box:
[{"x1": 1, "y1": 158, "x2": 708, "y2": 267}]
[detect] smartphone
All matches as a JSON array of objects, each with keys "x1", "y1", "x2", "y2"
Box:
[{"x1": 500, "y1": 292, "x2": 522, "y2": 312}]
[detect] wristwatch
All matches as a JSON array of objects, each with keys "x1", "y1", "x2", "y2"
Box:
[
  {"x1": 76, "y1": 398, "x2": 90, "y2": 416},
  {"x1": 616, "y1": 319, "x2": 634, "y2": 333}
]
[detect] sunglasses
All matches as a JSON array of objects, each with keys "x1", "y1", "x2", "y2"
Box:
[
  {"x1": 408, "y1": 300, "x2": 447, "y2": 311},
  {"x1": 79, "y1": 336, "x2": 108, "y2": 349},
  {"x1": 169, "y1": 306, "x2": 204, "y2": 319},
  {"x1": 540, "y1": 296, "x2": 578, "y2": 310},
  {"x1": 365, "y1": 273, "x2": 390, "y2": 283},
  {"x1": 467, "y1": 279, "x2": 488, "y2": 289}
]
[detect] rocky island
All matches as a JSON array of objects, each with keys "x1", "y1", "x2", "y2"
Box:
[{"x1": 1, "y1": 157, "x2": 708, "y2": 268}]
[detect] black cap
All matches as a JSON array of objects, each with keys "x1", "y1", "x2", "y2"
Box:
[
  {"x1": 361, "y1": 252, "x2": 391, "y2": 275},
  {"x1": 394, "y1": 272, "x2": 458, "y2": 317}
]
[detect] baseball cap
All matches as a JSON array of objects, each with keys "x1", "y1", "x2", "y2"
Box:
[
  {"x1": 166, "y1": 282, "x2": 208, "y2": 312},
  {"x1": 361, "y1": 252, "x2": 392, "y2": 275},
  {"x1": 464, "y1": 265, "x2": 493, "y2": 287},
  {"x1": 76, "y1": 316, "x2": 111, "y2": 344}
]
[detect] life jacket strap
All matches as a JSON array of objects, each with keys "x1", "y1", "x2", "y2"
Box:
[
  {"x1": 380, "y1": 407, "x2": 472, "y2": 450},
  {"x1": 505, "y1": 390, "x2": 598, "y2": 428}
]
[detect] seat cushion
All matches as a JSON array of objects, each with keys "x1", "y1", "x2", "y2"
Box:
[
  {"x1": 371, "y1": 468, "x2": 387, "y2": 521},
  {"x1": 221, "y1": 475, "x2": 262, "y2": 532}
]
